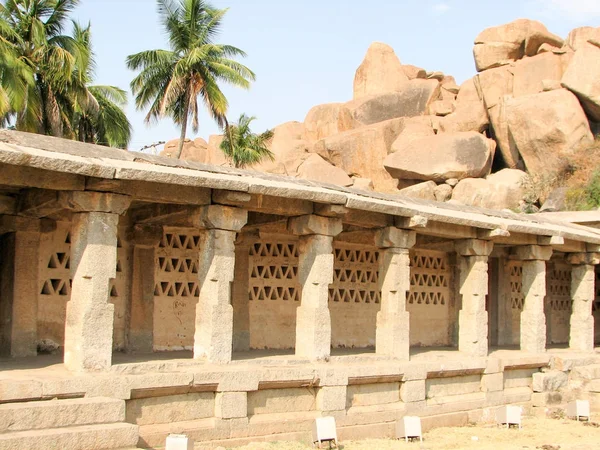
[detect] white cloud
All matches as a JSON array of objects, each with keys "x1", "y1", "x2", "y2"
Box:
[
  {"x1": 538, "y1": 0, "x2": 600, "y2": 21},
  {"x1": 431, "y1": 2, "x2": 451, "y2": 15}
]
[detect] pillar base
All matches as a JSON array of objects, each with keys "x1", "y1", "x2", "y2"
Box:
[
  {"x1": 295, "y1": 306, "x2": 331, "y2": 360},
  {"x1": 194, "y1": 303, "x2": 234, "y2": 363},
  {"x1": 458, "y1": 310, "x2": 488, "y2": 357},
  {"x1": 375, "y1": 311, "x2": 410, "y2": 360},
  {"x1": 570, "y1": 315, "x2": 594, "y2": 353}
]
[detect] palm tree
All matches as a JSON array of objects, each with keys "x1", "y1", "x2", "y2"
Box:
[
  {"x1": 70, "y1": 22, "x2": 131, "y2": 148},
  {"x1": 0, "y1": 0, "x2": 86, "y2": 137},
  {"x1": 0, "y1": 16, "x2": 32, "y2": 125},
  {"x1": 0, "y1": 0, "x2": 131, "y2": 148},
  {"x1": 219, "y1": 113, "x2": 274, "y2": 169},
  {"x1": 127, "y1": 0, "x2": 255, "y2": 158}
]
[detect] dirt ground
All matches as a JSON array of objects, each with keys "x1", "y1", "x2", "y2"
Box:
[{"x1": 226, "y1": 416, "x2": 600, "y2": 450}]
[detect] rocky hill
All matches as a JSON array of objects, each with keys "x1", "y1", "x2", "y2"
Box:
[{"x1": 161, "y1": 19, "x2": 600, "y2": 212}]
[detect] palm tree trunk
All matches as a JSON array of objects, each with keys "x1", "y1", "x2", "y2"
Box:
[{"x1": 175, "y1": 99, "x2": 190, "y2": 159}]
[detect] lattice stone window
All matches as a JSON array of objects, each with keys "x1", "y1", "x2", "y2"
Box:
[
  {"x1": 548, "y1": 265, "x2": 572, "y2": 312},
  {"x1": 40, "y1": 227, "x2": 72, "y2": 298},
  {"x1": 154, "y1": 231, "x2": 201, "y2": 298},
  {"x1": 249, "y1": 239, "x2": 300, "y2": 302},
  {"x1": 329, "y1": 243, "x2": 380, "y2": 304},
  {"x1": 508, "y1": 261, "x2": 524, "y2": 310},
  {"x1": 407, "y1": 250, "x2": 449, "y2": 306}
]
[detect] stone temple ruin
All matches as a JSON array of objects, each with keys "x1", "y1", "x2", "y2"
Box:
[{"x1": 1, "y1": 130, "x2": 600, "y2": 449}]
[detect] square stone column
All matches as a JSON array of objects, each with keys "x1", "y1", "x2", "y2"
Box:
[
  {"x1": 128, "y1": 224, "x2": 162, "y2": 353},
  {"x1": 193, "y1": 206, "x2": 247, "y2": 363},
  {"x1": 0, "y1": 219, "x2": 41, "y2": 357},
  {"x1": 289, "y1": 215, "x2": 342, "y2": 361},
  {"x1": 63, "y1": 193, "x2": 131, "y2": 372},
  {"x1": 232, "y1": 233, "x2": 253, "y2": 352},
  {"x1": 456, "y1": 239, "x2": 494, "y2": 357},
  {"x1": 374, "y1": 227, "x2": 415, "y2": 360},
  {"x1": 513, "y1": 245, "x2": 552, "y2": 354},
  {"x1": 567, "y1": 253, "x2": 599, "y2": 352}
]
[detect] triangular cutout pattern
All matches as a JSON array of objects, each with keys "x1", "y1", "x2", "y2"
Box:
[
  {"x1": 249, "y1": 238, "x2": 300, "y2": 302},
  {"x1": 329, "y1": 243, "x2": 381, "y2": 305},
  {"x1": 406, "y1": 250, "x2": 449, "y2": 307}
]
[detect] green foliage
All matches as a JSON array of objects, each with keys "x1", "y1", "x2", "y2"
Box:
[
  {"x1": 219, "y1": 113, "x2": 274, "y2": 168},
  {"x1": 127, "y1": 0, "x2": 255, "y2": 158},
  {"x1": 566, "y1": 170, "x2": 600, "y2": 211},
  {"x1": 0, "y1": 0, "x2": 131, "y2": 147}
]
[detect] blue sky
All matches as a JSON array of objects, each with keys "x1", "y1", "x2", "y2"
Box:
[{"x1": 71, "y1": 0, "x2": 600, "y2": 151}]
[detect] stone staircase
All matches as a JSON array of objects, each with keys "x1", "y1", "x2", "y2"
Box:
[{"x1": 0, "y1": 397, "x2": 139, "y2": 450}]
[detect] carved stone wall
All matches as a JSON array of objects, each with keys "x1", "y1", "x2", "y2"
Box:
[
  {"x1": 504, "y1": 260, "x2": 524, "y2": 346},
  {"x1": 407, "y1": 249, "x2": 452, "y2": 347},
  {"x1": 152, "y1": 228, "x2": 200, "y2": 351},
  {"x1": 329, "y1": 242, "x2": 381, "y2": 348},
  {"x1": 546, "y1": 262, "x2": 571, "y2": 345},
  {"x1": 248, "y1": 237, "x2": 300, "y2": 349},
  {"x1": 37, "y1": 221, "x2": 130, "y2": 351}
]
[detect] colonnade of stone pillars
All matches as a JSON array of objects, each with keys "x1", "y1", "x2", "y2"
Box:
[
  {"x1": 374, "y1": 227, "x2": 415, "y2": 360},
  {"x1": 457, "y1": 239, "x2": 493, "y2": 357},
  {"x1": 63, "y1": 192, "x2": 131, "y2": 372},
  {"x1": 568, "y1": 252, "x2": 599, "y2": 352},
  {"x1": 513, "y1": 245, "x2": 553, "y2": 353},
  {"x1": 288, "y1": 215, "x2": 342, "y2": 360}
]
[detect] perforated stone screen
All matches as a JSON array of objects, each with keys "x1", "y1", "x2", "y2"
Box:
[
  {"x1": 329, "y1": 242, "x2": 381, "y2": 348},
  {"x1": 546, "y1": 263, "x2": 572, "y2": 345},
  {"x1": 153, "y1": 228, "x2": 201, "y2": 351},
  {"x1": 38, "y1": 221, "x2": 129, "y2": 350},
  {"x1": 407, "y1": 249, "x2": 452, "y2": 347},
  {"x1": 248, "y1": 237, "x2": 300, "y2": 349}
]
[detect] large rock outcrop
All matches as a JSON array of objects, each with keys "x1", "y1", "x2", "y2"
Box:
[
  {"x1": 303, "y1": 103, "x2": 357, "y2": 142},
  {"x1": 254, "y1": 121, "x2": 310, "y2": 176},
  {"x1": 353, "y1": 42, "x2": 409, "y2": 99},
  {"x1": 160, "y1": 138, "x2": 208, "y2": 162},
  {"x1": 561, "y1": 43, "x2": 600, "y2": 121},
  {"x1": 296, "y1": 154, "x2": 353, "y2": 187},
  {"x1": 346, "y1": 79, "x2": 440, "y2": 125},
  {"x1": 383, "y1": 131, "x2": 495, "y2": 182},
  {"x1": 439, "y1": 77, "x2": 488, "y2": 133},
  {"x1": 505, "y1": 89, "x2": 594, "y2": 175},
  {"x1": 451, "y1": 169, "x2": 529, "y2": 210},
  {"x1": 312, "y1": 119, "x2": 404, "y2": 192}
]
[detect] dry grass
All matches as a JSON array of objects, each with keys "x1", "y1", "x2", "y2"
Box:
[{"x1": 223, "y1": 416, "x2": 600, "y2": 450}]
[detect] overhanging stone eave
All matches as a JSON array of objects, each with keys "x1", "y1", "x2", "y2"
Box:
[{"x1": 1, "y1": 131, "x2": 600, "y2": 245}]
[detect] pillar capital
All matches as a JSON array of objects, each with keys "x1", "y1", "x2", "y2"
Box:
[
  {"x1": 195, "y1": 205, "x2": 247, "y2": 231},
  {"x1": 455, "y1": 239, "x2": 494, "y2": 257},
  {"x1": 59, "y1": 191, "x2": 131, "y2": 215},
  {"x1": 0, "y1": 215, "x2": 45, "y2": 234},
  {"x1": 375, "y1": 227, "x2": 416, "y2": 249},
  {"x1": 567, "y1": 252, "x2": 600, "y2": 266},
  {"x1": 288, "y1": 214, "x2": 342, "y2": 237},
  {"x1": 511, "y1": 245, "x2": 552, "y2": 261}
]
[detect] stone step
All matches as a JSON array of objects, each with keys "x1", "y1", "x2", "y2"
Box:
[
  {"x1": 0, "y1": 397, "x2": 125, "y2": 432},
  {"x1": 0, "y1": 422, "x2": 139, "y2": 450}
]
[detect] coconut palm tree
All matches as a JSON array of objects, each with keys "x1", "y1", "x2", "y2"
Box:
[
  {"x1": 70, "y1": 22, "x2": 131, "y2": 148},
  {"x1": 0, "y1": 0, "x2": 86, "y2": 136},
  {"x1": 219, "y1": 113, "x2": 274, "y2": 169},
  {"x1": 127, "y1": 0, "x2": 255, "y2": 158},
  {"x1": 0, "y1": 16, "x2": 32, "y2": 125}
]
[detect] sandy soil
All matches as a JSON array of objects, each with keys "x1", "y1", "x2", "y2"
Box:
[{"x1": 226, "y1": 417, "x2": 600, "y2": 450}]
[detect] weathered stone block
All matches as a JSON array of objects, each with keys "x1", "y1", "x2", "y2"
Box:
[
  {"x1": 532, "y1": 371, "x2": 568, "y2": 393},
  {"x1": 317, "y1": 386, "x2": 346, "y2": 412},
  {"x1": 374, "y1": 227, "x2": 416, "y2": 249},
  {"x1": 481, "y1": 373, "x2": 504, "y2": 392},
  {"x1": 215, "y1": 392, "x2": 248, "y2": 419},
  {"x1": 288, "y1": 214, "x2": 342, "y2": 237},
  {"x1": 400, "y1": 380, "x2": 426, "y2": 403},
  {"x1": 455, "y1": 239, "x2": 494, "y2": 257},
  {"x1": 531, "y1": 392, "x2": 563, "y2": 407}
]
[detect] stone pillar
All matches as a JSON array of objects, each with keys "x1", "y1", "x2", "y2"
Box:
[
  {"x1": 288, "y1": 215, "x2": 342, "y2": 360},
  {"x1": 513, "y1": 245, "x2": 552, "y2": 354},
  {"x1": 232, "y1": 234, "x2": 253, "y2": 352},
  {"x1": 193, "y1": 206, "x2": 247, "y2": 363},
  {"x1": 374, "y1": 227, "x2": 415, "y2": 360},
  {"x1": 0, "y1": 219, "x2": 41, "y2": 357},
  {"x1": 63, "y1": 193, "x2": 131, "y2": 372},
  {"x1": 567, "y1": 252, "x2": 599, "y2": 352},
  {"x1": 128, "y1": 224, "x2": 162, "y2": 353},
  {"x1": 456, "y1": 239, "x2": 494, "y2": 357}
]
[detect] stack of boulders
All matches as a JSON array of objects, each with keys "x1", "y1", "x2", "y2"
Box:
[{"x1": 161, "y1": 20, "x2": 600, "y2": 212}]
